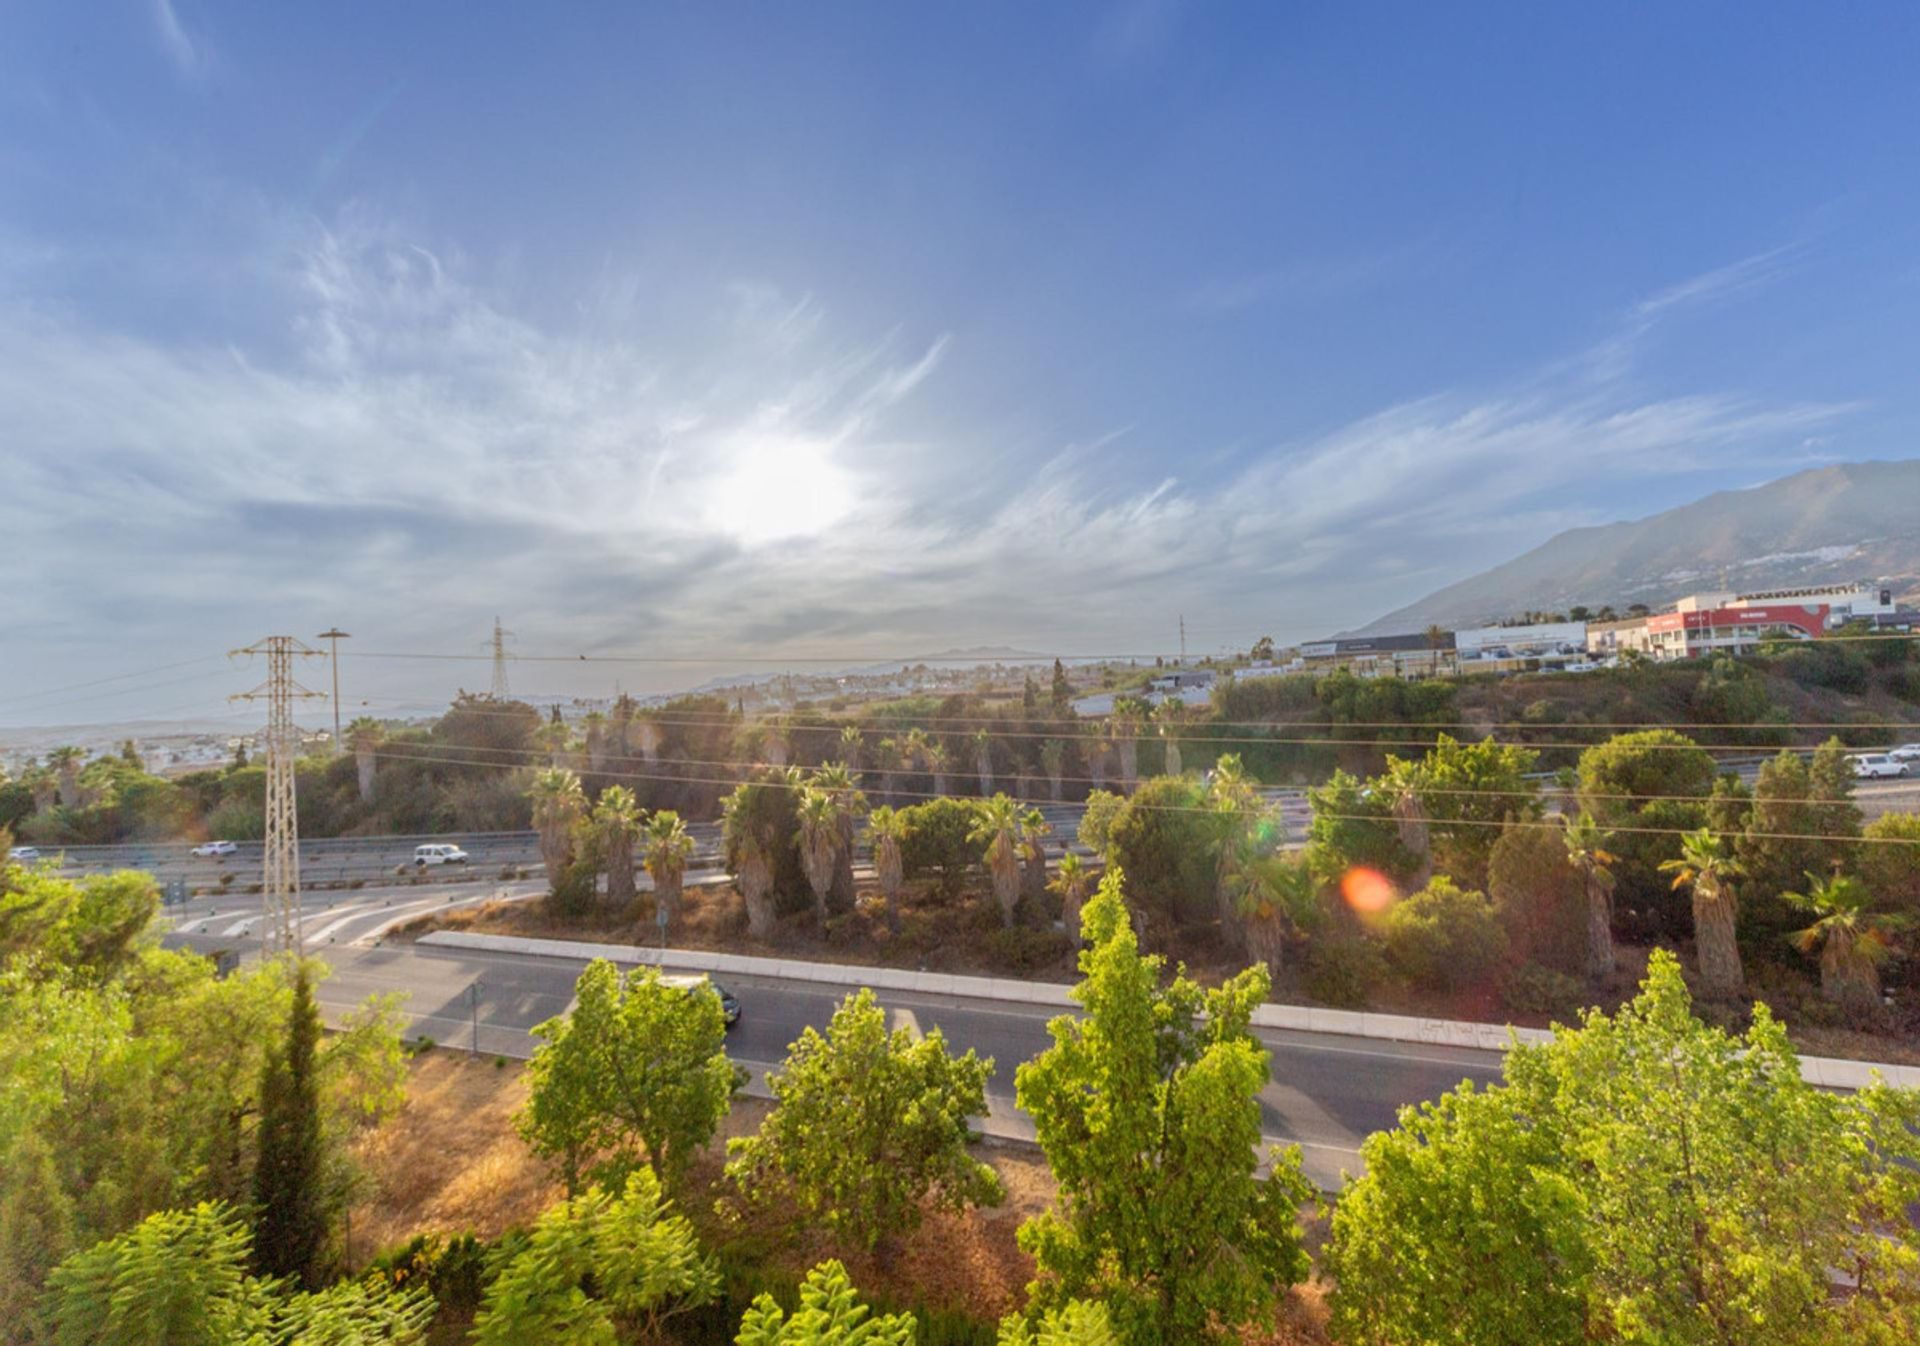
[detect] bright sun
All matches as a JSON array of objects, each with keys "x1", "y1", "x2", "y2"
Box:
[{"x1": 706, "y1": 436, "x2": 857, "y2": 545}]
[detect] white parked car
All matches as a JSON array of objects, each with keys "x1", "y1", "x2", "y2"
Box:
[
  {"x1": 191, "y1": 839, "x2": 238, "y2": 857},
  {"x1": 1888, "y1": 743, "x2": 1920, "y2": 762},
  {"x1": 6, "y1": 846, "x2": 40, "y2": 863},
  {"x1": 413, "y1": 843, "x2": 470, "y2": 867},
  {"x1": 659, "y1": 973, "x2": 741, "y2": 1027},
  {"x1": 1851, "y1": 754, "x2": 1909, "y2": 780}
]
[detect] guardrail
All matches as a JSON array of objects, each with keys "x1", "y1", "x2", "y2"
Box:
[{"x1": 414, "y1": 930, "x2": 1920, "y2": 1092}]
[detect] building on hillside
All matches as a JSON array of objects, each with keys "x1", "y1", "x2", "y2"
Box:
[
  {"x1": 1453, "y1": 620, "x2": 1588, "y2": 670},
  {"x1": 1586, "y1": 616, "x2": 1653, "y2": 657},
  {"x1": 1673, "y1": 580, "x2": 1894, "y2": 629},
  {"x1": 1644, "y1": 602, "x2": 1828, "y2": 659},
  {"x1": 1298, "y1": 632, "x2": 1455, "y2": 678}
]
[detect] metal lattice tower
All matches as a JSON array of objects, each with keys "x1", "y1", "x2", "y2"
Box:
[
  {"x1": 489, "y1": 616, "x2": 514, "y2": 699},
  {"x1": 231, "y1": 637, "x2": 324, "y2": 957}
]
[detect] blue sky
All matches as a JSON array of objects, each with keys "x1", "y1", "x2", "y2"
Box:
[{"x1": 4, "y1": 2, "x2": 1919, "y2": 723}]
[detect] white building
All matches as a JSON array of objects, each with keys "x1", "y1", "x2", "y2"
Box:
[
  {"x1": 1675, "y1": 581, "x2": 1895, "y2": 629},
  {"x1": 1453, "y1": 620, "x2": 1588, "y2": 662}
]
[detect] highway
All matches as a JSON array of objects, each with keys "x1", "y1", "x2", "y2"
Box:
[{"x1": 272, "y1": 932, "x2": 1502, "y2": 1189}]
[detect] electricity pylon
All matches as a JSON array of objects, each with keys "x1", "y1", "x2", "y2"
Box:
[
  {"x1": 231, "y1": 637, "x2": 324, "y2": 957},
  {"x1": 489, "y1": 616, "x2": 514, "y2": 699}
]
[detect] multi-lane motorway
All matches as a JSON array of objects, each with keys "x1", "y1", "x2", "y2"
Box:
[{"x1": 160, "y1": 917, "x2": 1504, "y2": 1189}]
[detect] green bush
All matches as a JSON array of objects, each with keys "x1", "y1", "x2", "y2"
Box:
[
  {"x1": 985, "y1": 925, "x2": 1073, "y2": 975},
  {"x1": 1379, "y1": 878, "x2": 1508, "y2": 992},
  {"x1": 1303, "y1": 935, "x2": 1386, "y2": 1009},
  {"x1": 545, "y1": 857, "x2": 598, "y2": 921},
  {"x1": 1106, "y1": 775, "x2": 1222, "y2": 925},
  {"x1": 899, "y1": 796, "x2": 982, "y2": 897},
  {"x1": 366, "y1": 1231, "x2": 492, "y2": 1316},
  {"x1": 1500, "y1": 963, "x2": 1587, "y2": 1017},
  {"x1": 1486, "y1": 822, "x2": 1587, "y2": 976}
]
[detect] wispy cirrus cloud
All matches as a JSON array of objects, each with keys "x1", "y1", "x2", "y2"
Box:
[
  {"x1": 151, "y1": 0, "x2": 206, "y2": 78},
  {"x1": 0, "y1": 215, "x2": 1863, "y2": 708}
]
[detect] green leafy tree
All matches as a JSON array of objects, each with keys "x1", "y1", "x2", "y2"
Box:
[
  {"x1": 1015, "y1": 870, "x2": 1313, "y2": 1344},
  {"x1": 252, "y1": 965, "x2": 326, "y2": 1288},
  {"x1": 643, "y1": 809, "x2": 694, "y2": 932},
  {"x1": 1304, "y1": 769, "x2": 1416, "y2": 886},
  {"x1": 0, "y1": 1130, "x2": 71, "y2": 1342},
  {"x1": 1736, "y1": 741, "x2": 1862, "y2": 953},
  {"x1": 1074, "y1": 790, "x2": 1124, "y2": 861},
  {"x1": 1379, "y1": 735, "x2": 1540, "y2": 890},
  {"x1": 897, "y1": 797, "x2": 982, "y2": 898},
  {"x1": 733, "y1": 1260, "x2": 914, "y2": 1345},
  {"x1": 1327, "y1": 950, "x2": 1920, "y2": 1346},
  {"x1": 1104, "y1": 774, "x2": 1220, "y2": 927},
  {"x1": 1660, "y1": 827, "x2": 1745, "y2": 998},
  {"x1": 42, "y1": 1201, "x2": 430, "y2": 1346},
  {"x1": 1783, "y1": 871, "x2": 1901, "y2": 1015},
  {"x1": 471, "y1": 1170, "x2": 718, "y2": 1346},
  {"x1": 998, "y1": 1301, "x2": 1116, "y2": 1346},
  {"x1": 1577, "y1": 730, "x2": 1715, "y2": 937},
  {"x1": 1486, "y1": 820, "x2": 1587, "y2": 976},
  {"x1": 726, "y1": 988, "x2": 1002, "y2": 1256},
  {"x1": 1857, "y1": 812, "x2": 1920, "y2": 918},
  {"x1": 520, "y1": 960, "x2": 744, "y2": 1195},
  {"x1": 723, "y1": 773, "x2": 804, "y2": 939}
]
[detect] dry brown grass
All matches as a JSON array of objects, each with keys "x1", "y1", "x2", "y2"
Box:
[{"x1": 347, "y1": 1051, "x2": 561, "y2": 1256}]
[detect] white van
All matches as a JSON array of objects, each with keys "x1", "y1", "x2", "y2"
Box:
[
  {"x1": 659, "y1": 973, "x2": 741, "y2": 1027},
  {"x1": 413, "y1": 843, "x2": 470, "y2": 866},
  {"x1": 1851, "y1": 754, "x2": 1908, "y2": 780}
]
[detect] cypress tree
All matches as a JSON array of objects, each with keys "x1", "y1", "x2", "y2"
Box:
[
  {"x1": 252, "y1": 966, "x2": 326, "y2": 1288},
  {"x1": 0, "y1": 1131, "x2": 72, "y2": 1342}
]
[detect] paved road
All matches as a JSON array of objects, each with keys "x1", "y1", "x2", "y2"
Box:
[
  {"x1": 163, "y1": 923, "x2": 1500, "y2": 1188},
  {"x1": 46, "y1": 793, "x2": 1320, "y2": 887}
]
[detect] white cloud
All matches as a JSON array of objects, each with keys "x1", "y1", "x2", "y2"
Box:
[
  {"x1": 151, "y1": 0, "x2": 204, "y2": 77},
  {"x1": 0, "y1": 219, "x2": 1865, "y2": 709}
]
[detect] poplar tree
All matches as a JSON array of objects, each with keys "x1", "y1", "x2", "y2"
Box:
[{"x1": 252, "y1": 965, "x2": 326, "y2": 1288}]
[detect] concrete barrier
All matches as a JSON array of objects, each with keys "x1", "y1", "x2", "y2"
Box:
[{"x1": 414, "y1": 930, "x2": 1920, "y2": 1090}]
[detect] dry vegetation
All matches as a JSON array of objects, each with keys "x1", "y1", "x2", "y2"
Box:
[{"x1": 348, "y1": 1047, "x2": 1334, "y2": 1343}]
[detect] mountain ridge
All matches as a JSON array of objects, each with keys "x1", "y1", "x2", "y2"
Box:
[{"x1": 1350, "y1": 460, "x2": 1920, "y2": 635}]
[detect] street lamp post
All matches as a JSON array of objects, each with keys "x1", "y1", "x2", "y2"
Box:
[{"x1": 316, "y1": 628, "x2": 350, "y2": 753}]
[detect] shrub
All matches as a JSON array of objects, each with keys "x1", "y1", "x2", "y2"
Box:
[
  {"x1": 1105, "y1": 775, "x2": 1221, "y2": 925},
  {"x1": 1500, "y1": 963, "x2": 1586, "y2": 1017},
  {"x1": 545, "y1": 858, "x2": 598, "y2": 921},
  {"x1": 986, "y1": 926, "x2": 1073, "y2": 975},
  {"x1": 899, "y1": 797, "x2": 982, "y2": 898},
  {"x1": 1486, "y1": 822, "x2": 1586, "y2": 975},
  {"x1": 1379, "y1": 878, "x2": 1508, "y2": 993},
  {"x1": 1302, "y1": 936, "x2": 1385, "y2": 1009},
  {"x1": 1857, "y1": 812, "x2": 1920, "y2": 919}
]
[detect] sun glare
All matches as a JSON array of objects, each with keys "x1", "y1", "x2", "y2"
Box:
[{"x1": 707, "y1": 436, "x2": 857, "y2": 545}]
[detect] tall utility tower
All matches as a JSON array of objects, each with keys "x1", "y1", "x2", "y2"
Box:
[
  {"x1": 316, "y1": 627, "x2": 350, "y2": 751},
  {"x1": 489, "y1": 616, "x2": 514, "y2": 699},
  {"x1": 231, "y1": 637, "x2": 324, "y2": 957},
  {"x1": 1178, "y1": 614, "x2": 1187, "y2": 665}
]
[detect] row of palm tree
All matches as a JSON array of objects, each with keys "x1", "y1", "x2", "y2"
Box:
[{"x1": 526, "y1": 767, "x2": 696, "y2": 928}]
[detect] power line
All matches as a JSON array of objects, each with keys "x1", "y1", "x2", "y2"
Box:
[
  {"x1": 230, "y1": 637, "x2": 325, "y2": 958},
  {"x1": 352, "y1": 742, "x2": 1919, "y2": 848}
]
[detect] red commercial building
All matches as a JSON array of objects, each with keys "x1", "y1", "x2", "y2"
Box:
[{"x1": 1644, "y1": 603, "x2": 1828, "y2": 660}]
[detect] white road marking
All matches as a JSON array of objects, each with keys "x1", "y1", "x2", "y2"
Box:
[{"x1": 890, "y1": 1007, "x2": 923, "y2": 1041}]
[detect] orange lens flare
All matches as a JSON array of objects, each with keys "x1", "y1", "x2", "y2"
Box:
[{"x1": 1340, "y1": 865, "x2": 1397, "y2": 917}]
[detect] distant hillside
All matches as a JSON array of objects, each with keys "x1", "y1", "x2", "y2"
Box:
[{"x1": 1354, "y1": 461, "x2": 1920, "y2": 635}]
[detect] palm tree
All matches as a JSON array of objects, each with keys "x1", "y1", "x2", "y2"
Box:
[
  {"x1": 811, "y1": 762, "x2": 867, "y2": 912},
  {"x1": 1110, "y1": 704, "x2": 1142, "y2": 793},
  {"x1": 23, "y1": 764, "x2": 56, "y2": 815},
  {"x1": 1230, "y1": 851, "x2": 1320, "y2": 982},
  {"x1": 1783, "y1": 872, "x2": 1898, "y2": 1014},
  {"x1": 1660, "y1": 828, "x2": 1745, "y2": 998},
  {"x1": 633, "y1": 716, "x2": 662, "y2": 765},
  {"x1": 534, "y1": 719, "x2": 572, "y2": 770},
  {"x1": 876, "y1": 737, "x2": 903, "y2": 806},
  {"x1": 1050, "y1": 852, "x2": 1092, "y2": 943},
  {"x1": 864, "y1": 805, "x2": 909, "y2": 934},
  {"x1": 1040, "y1": 739, "x2": 1067, "y2": 803},
  {"x1": 529, "y1": 768, "x2": 587, "y2": 885},
  {"x1": 591, "y1": 786, "x2": 643, "y2": 910},
  {"x1": 346, "y1": 717, "x2": 385, "y2": 804},
  {"x1": 973, "y1": 730, "x2": 994, "y2": 797},
  {"x1": 838, "y1": 725, "x2": 863, "y2": 772},
  {"x1": 1153, "y1": 699, "x2": 1185, "y2": 777},
  {"x1": 46, "y1": 746, "x2": 84, "y2": 809},
  {"x1": 1564, "y1": 814, "x2": 1617, "y2": 982},
  {"x1": 1020, "y1": 806, "x2": 1051, "y2": 911},
  {"x1": 925, "y1": 742, "x2": 950, "y2": 797},
  {"x1": 582, "y1": 712, "x2": 609, "y2": 775},
  {"x1": 1086, "y1": 726, "x2": 1110, "y2": 792},
  {"x1": 1392, "y1": 782, "x2": 1432, "y2": 888},
  {"x1": 722, "y1": 781, "x2": 778, "y2": 940},
  {"x1": 1425, "y1": 624, "x2": 1451, "y2": 676},
  {"x1": 969, "y1": 794, "x2": 1024, "y2": 927},
  {"x1": 794, "y1": 787, "x2": 840, "y2": 922},
  {"x1": 1208, "y1": 754, "x2": 1264, "y2": 939},
  {"x1": 644, "y1": 810, "x2": 695, "y2": 933}
]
